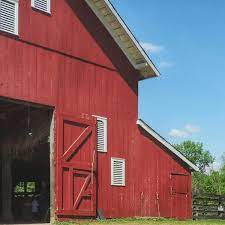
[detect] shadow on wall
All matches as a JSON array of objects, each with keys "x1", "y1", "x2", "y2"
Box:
[{"x1": 66, "y1": 0, "x2": 139, "y2": 94}]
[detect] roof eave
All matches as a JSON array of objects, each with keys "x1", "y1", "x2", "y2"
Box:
[
  {"x1": 85, "y1": 0, "x2": 160, "y2": 80},
  {"x1": 137, "y1": 119, "x2": 199, "y2": 172}
]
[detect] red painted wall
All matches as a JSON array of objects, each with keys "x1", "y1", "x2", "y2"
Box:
[
  {"x1": 0, "y1": 0, "x2": 192, "y2": 220},
  {"x1": 134, "y1": 128, "x2": 192, "y2": 219}
]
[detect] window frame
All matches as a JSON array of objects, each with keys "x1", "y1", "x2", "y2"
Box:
[
  {"x1": 111, "y1": 157, "x2": 126, "y2": 186},
  {"x1": 0, "y1": 0, "x2": 19, "y2": 35},
  {"x1": 31, "y1": 0, "x2": 51, "y2": 14},
  {"x1": 93, "y1": 115, "x2": 107, "y2": 153}
]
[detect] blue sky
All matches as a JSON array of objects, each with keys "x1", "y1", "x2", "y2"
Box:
[{"x1": 111, "y1": 0, "x2": 225, "y2": 167}]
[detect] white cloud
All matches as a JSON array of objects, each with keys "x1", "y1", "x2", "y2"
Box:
[
  {"x1": 140, "y1": 42, "x2": 164, "y2": 54},
  {"x1": 205, "y1": 161, "x2": 220, "y2": 174},
  {"x1": 140, "y1": 42, "x2": 174, "y2": 70},
  {"x1": 185, "y1": 124, "x2": 200, "y2": 134},
  {"x1": 159, "y1": 61, "x2": 174, "y2": 69},
  {"x1": 169, "y1": 129, "x2": 189, "y2": 138},
  {"x1": 169, "y1": 124, "x2": 201, "y2": 138},
  {"x1": 212, "y1": 161, "x2": 221, "y2": 171}
]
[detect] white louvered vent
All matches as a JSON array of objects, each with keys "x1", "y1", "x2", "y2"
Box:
[
  {"x1": 95, "y1": 116, "x2": 107, "y2": 152},
  {"x1": 31, "y1": 0, "x2": 50, "y2": 14},
  {"x1": 111, "y1": 158, "x2": 125, "y2": 186},
  {"x1": 0, "y1": 0, "x2": 18, "y2": 35}
]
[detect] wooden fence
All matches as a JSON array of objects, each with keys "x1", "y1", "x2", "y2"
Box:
[{"x1": 193, "y1": 194, "x2": 225, "y2": 219}]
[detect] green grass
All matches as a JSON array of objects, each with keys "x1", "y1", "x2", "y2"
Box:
[{"x1": 55, "y1": 218, "x2": 225, "y2": 225}]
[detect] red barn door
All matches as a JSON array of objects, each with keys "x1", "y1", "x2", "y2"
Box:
[
  {"x1": 56, "y1": 113, "x2": 97, "y2": 218},
  {"x1": 171, "y1": 173, "x2": 189, "y2": 219}
]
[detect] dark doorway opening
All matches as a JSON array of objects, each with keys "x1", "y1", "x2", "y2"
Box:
[{"x1": 0, "y1": 98, "x2": 53, "y2": 223}]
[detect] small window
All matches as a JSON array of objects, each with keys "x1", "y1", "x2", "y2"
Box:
[
  {"x1": 26, "y1": 181, "x2": 36, "y2": 193},
  {"x1": 0, "y1": 0, "x2": 19, "y2": 35},
  {"x1": 31, "y1": 0, "x2": 50, "y2": 14},
  {"x1": 14, "y1": 181, "x2": 25, "y2": 193},
  {"x1": 95, "y1": 116, "x2": 107, "y2": 152},
  {"x1": 111, "y1": 158, "x2": 125, "y2": 186}
]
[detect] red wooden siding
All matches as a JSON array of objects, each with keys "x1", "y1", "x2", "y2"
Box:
[
  {"x1": 20, "y1": 0, "x2": 114, "y2": 69},
  {"x1": 0, "y1": 0, "x2": 192, "y2": 220},
  {"x1": 135, "y1": 128, "x2": 192, "y2": 219}
]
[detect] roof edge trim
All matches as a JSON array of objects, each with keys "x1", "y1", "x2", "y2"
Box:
[{"x1": 85, "y1": 0, "x2": 160, "y2": 79}]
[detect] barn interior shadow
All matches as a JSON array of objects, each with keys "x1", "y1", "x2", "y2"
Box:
[{"x1": 0, "y1": 98, "x2": 52, "y2": 224}]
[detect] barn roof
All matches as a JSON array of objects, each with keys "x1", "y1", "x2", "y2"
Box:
[
  {"x1": 137, "y1": 119, "x2": 199, "y2": 172},
  {"x1": 85, "y1": 0, "x2": 160, "y2": 80}
]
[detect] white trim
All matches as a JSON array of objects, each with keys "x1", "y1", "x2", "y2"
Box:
[
  {"x1": 93, "y1": 115, "x2": 107, "y2": 121},
  {"x1": 31, "y1": 0, "x2": 34, "y2": 7},
  {"x1": 31, "y1": 0, "x2": 51, "y2": 14},
  {"x1": 111, "y1": 157, "x2": 125, "y2": 186},
  {"x1": 47, "y1": 0, "x2": 50, "y2": 13},
  {"x1": 93, "y1": 115, "x2": 107, "y2": 153},
  {"x1": 14, "y1": 0, "x2": 18, "y2": 35},
  {"x1": 84, "y1": 0, "x2": 160, "y2": 79},
  {"x1": 103, "y1": 0, "x2": 159, "y2": 76},
  {"x1": 137, "y1": 119, "x2": 199, "y2": 172}
]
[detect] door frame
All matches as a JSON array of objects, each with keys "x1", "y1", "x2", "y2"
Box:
[{"x1": 50, "y1": 110, "x2": 56, "y2": 222}]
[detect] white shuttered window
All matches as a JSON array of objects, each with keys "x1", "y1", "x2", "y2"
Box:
[
  {"x1": 97, "y1": 117, "x2": 107, "y2": 152},
  {"x1": 111, "y1": 158, "x2": 125, "y2": 186},
  {"x1": 95, "y1": 116, "x2": 107, "y2": 152},
  {"x1": 0, "y1": 0, "x2": 18, "y2": 35},
  {"x1": 31, "y1": 0, "x2": 50, "y2": 14}
]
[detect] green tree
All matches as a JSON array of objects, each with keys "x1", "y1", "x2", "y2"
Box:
[
  {"x1": 174, "y1": 140, "x2": 215, "y2": 173},
  {"x1": 174, "y1": 141, "x2": 217, "y2": 195},
  {"x1": 220, "y1": 152, "x2": 225, "y2": 172},
  {"x1": 204, "y1": 170, "x2": 225, "y2": 195}
]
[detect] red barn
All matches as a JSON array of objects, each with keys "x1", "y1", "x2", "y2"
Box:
[{"x1": 0, "y1": 0, "x2": 198, "y2": 223}]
